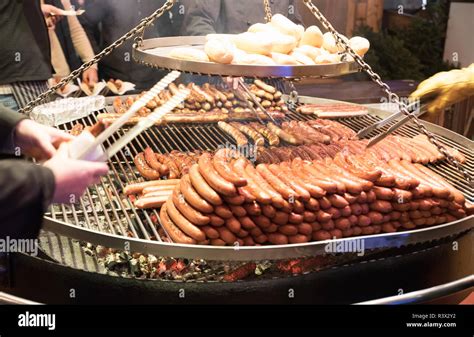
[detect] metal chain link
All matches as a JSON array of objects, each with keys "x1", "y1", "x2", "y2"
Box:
[
  {"x1": 18, "y1": 0, "x2": 177, "y2": 115},
  {"x1": 303, "y1": 0, "x2": 473, "y2": 185},
  {"x1": 263, "y1": 0, "x2": 273, "y2": 23}
]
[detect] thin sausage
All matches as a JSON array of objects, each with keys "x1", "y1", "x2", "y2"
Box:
[
  {"x1": 189, "y1": 164, "x2": 223, "y2": 206},
  {"x1": 159, "y1": 204, "x2": 196, "y2": 244},
  {"x1": 180, "y1": 175, "x2": 214, "y2": 213},
  {"x1": 165, "y1": 199, "x2": 206, "y2": 241}
]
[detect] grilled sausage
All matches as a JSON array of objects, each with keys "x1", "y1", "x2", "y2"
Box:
[
  {"x1": 212, "y1": 149, "x2": 247, "y2": 187},
  {"x1": 218, "y1": 121, "x2": 248, "y2": 147},
  {"x1": 160, "y1": 204, "x2": 197, "y2": 244},
  {"x1": 180, "y1": 175, "x2": 214, "y2": 213},
  {"x1": 172, "y1": 186, "x2": 210, "y2": 226},
  {"x1": 134, "y1": 153, "x2": 161, "y2": 180},
  {"x1": 189, "y1": 164, "x2": 223, "y2": 206},
  {"x1": 165, "y1": 199, "x2": 206, "y2": 241},
  {"x1": 198, "y1": 153, "x2": 237, "y2": 196}
]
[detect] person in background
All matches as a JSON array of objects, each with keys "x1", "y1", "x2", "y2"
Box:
[
  {"x1": 0, "y1": 104, "x2": 109, "y2": 240},
  {"x1": 181, "y1": 0, "x2": 302, "y2": 35},
  {"x1": 0, "y1": 0, "x2": 57, "y2": 112},
  {"x1": 44, "y1": 0, "x2": 98, "y2": 86},
  {"x1": 79, "y1": 0, "x2": 184, "y2": 90}
]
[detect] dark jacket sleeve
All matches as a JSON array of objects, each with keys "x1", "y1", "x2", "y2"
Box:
[
  {"x1": 181, "y1": 0, "x2": 221, "y2": 36},
  {"x1": 0, "y1": 160, "x2": 55, "y2": 240},
  {"x1": 0, "y1": 105, "x2": 28, "y2": 154},
  {"x1": 78, "y1": 0, "x2": 106, "y2": 53}
]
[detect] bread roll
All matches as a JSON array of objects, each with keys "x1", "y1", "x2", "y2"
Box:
[
  {"x1": 315, "y1": 53, "x2": 341, "y2": 64},
  {"x1": 248, "y1": 23, "x2": 279, "y2": 34},
  {"x1": 232, "y1": 48, "x2": 249, "y2": 64},
  {"x1": 205, "y1": 34, "x2": 234, "y2": 42},
  {"x1": 237, "y1": 53, "x2": 276, "y2": 66},
  {"x1": 349, "y1": 36, "x2": 370, "y2": 56},
  {"x1": 256, "y1": 32, "x2": 297, "y2": 54},
  {"x1": 271, "y1": 52, "x2": 299, "y2": 65},
  {"x1": 322, "y1": 32, "x2": 338, "y2": 53},
  {"x1": 294, "y1": 45, "x2": 324, "y2": 60},
  {"x1": 270, "y1": 14, "x2": 302, "y2": 42},
  {"x1": 169, "y1": 48, "x2": 209, "y2": 62},
  {"x1": 290, "y1": 51, "x2": 316, "y2": 65},
  {"x1": 233, "y1": 32, "x2": 272, "y2": 55},
  {"x1": 299, "y1": 25, "x2": 323, "y2": 48},
  {"x1": 204, "y1": 38, "x2": 235, "y2": 64}
]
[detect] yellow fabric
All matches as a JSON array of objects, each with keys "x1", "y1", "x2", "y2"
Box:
[{"x1": 410, "y1": 63, "x2": 474, "y2": 114}]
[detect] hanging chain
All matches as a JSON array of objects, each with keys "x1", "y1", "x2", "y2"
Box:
[
  {"x1": 263, "y1": 0, "x2": 273, "y2": 23},
  {"x1": 303, "y1": 0, "x2": 472, "y2": 184},
  {"x1": 18, "y1": 0, "x2": 176, "y2": 115}
]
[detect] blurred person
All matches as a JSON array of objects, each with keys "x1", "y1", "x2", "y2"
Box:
[
  {"x1": 44, "y1": 0, "x2": 99, "y2": 86},
  {"x1": 181, "y1": 0, "x2": 302, "y2": 35},
  {"x1": 79, "y1": 0, "x2": 184, "y2": 90},
  {"x1": 0, "y1": 0, "x2": 57, "y2": 111},
  {"x1": 0, "y1": 104, "x2": 109, "y2": 240}
]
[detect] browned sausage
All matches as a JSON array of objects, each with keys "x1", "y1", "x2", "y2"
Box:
[
  {"x1": 256, "y1": 164, "x2": 296, "y2": 200},
  {"x1": 229, "y1": 205, "x2": 247, "y2": 217},
  {"x1": 233, "y1": 158, "x2": 272, "y2": 204},
  {"x1": 134, "y1": 153, "x2": 161, "y2": 180},
  {"x1": 172, "y1": 186, "x2": 210, "y2": 226},
  {"x1": 273, "y1": 211, "x2": 289, "y2": 226},
  {"x1": 239, "y1": 216, "x2": 257, "y2": 230},
  {"x1": 198, "y1": 153, "x2": 237, "y2": 197},
  {"x1": 217, "y1": 226, "x2": 237, "y2": 244},
  {"x1": 257, "y1": 206, "x2": 274, "y2": 220},
  {"x1": 373, "y1": 186, "x2": 395, "y2": 201},
  {"x1": 288, "y1": 234, "x2": 309, "y2": 244},
  {"x1": 144, "y1": 147, "x2": 164, "y2": 174},
  {"x1": 212, "y1": 149, "x2": 247, "y2": 187},
  {"x1": 246, "y1": 163, "x2": 285, "y2": 208},
  {"x1": 305, "y1": 198, "x2": 320, "y2": 211},
  {"x1": 189, "y1": 164, "x2": 223, "y2": 206},
  {"x1": 214, "y1": 205, "x2": 233, "y2": 219},
  {"x1": 252, "y1": 215, "x2": 272, "y2": 228},
  {"x1": 289, "y1": 212, "x2": 304, "y2": 224},
  {"x1": 202, "y1": 226, "x2": 220, "y2": 239},
  {"x1": 159, "y1": 204, "x2": 196, "y2": 244},
  {"x1": 225, "y1": 217, "x2": 242, "y2": 234},
  {"x1": 165, "y1": 199, "x2": 206, "y2": 241},
  {"x1": 134, "y1": 195, "x2": 168, "y2": 209},
  {"x1": 328, "y1": 194, "x2": 350, "y2": 209},
  {"x1": 224, "y1": 195, "x2": 246, "y2": 206},
  {"x1": 369, "y1": 200, "x2": 393, "y2": 213},
  {"x1": 243, "y1": 202, "x2": 262, "y2": 216},
  {"x1": 180, "y1": 175, "x2": 214, "y2": 214},
  {"x1": 209, "y1": 214, "x2": 225, "y2": 227},
  {"x1": 297, "y1": 223, "x2": 313, "y2": 236},
  {"x1": 312, "y1": 230, "x2": 331, "y2": 241},
  {"x1": 270, "y1": 163, "x2": 311, "y2": 201},
  {"x1": 268, "y1": 233, "x2": 289, "y2": 245}
]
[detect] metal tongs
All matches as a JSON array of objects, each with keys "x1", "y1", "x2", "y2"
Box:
[
  {"x1": 74, "y1": 71, "x2": 182, "y2": 161},
  {"x1": 235, "y1": 78, "x2": 279, "y2": 125},
  {"x1": 357, "y1": 100, "x2": 429, "y2": 148}
]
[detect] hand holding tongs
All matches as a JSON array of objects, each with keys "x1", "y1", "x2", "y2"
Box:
[
  {"x1": 69, "y1": 71, "x2": 183, "y2": 161},
  {"x1": 357, "y1": 100, "x2": 429, "y2": 148}
]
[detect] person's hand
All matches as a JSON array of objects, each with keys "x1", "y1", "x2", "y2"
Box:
[
  {"x1": 410, "y1": 63, "x2": 474, "y2": 114},
  {"x1": 225, "y1": 77, "x2": 242, "y2": 90},
  {"x1": 14, "y1": 119, "x2": 74, "y2": 161},
  {"x1": 41, "y1": 4, "x2": 64, "y2": 29},
  {"x1": 82, "y1": 68, "x2": 99, "y2": 87},
  {"x1": 44, "y1": 144, "x2": 109, "y2": 204}
]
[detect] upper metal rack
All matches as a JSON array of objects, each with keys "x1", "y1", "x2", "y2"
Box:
[{"x1": 132, "y1": 36, "x2": 360, "y2": 79}]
